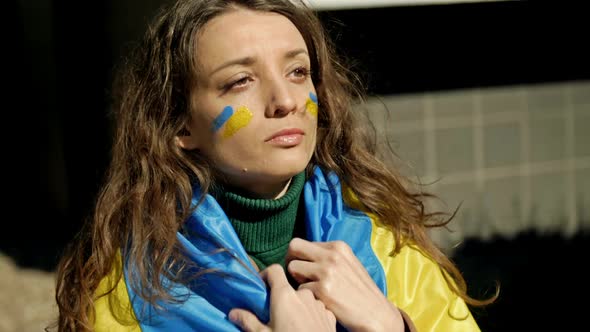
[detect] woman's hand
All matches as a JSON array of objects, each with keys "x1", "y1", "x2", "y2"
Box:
[
  {"x1": 286, "y1": 238, "x2": 405, "y2": 332},
  {"x1": 229, "y1": 264, "x2": 336, "y2": 332}
]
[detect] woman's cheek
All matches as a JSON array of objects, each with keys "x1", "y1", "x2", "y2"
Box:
[{"x1": 210, "y1": 105, "x2": 254, "y2": 140}]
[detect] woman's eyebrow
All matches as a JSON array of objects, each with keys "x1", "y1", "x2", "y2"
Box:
[
  {"x1": 211, "y1": 48, "x2": 309, "y2": 75},
  {"x1": 284, "y1": 48, "x2": 308, "y2": 59},
  {"x1": 211, "y1": 56, "x2": 256, "y2": 76}
]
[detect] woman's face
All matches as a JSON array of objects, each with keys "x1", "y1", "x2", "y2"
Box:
[{"x1": 179, "y1": 8, "x2": 318, "y2": 198}]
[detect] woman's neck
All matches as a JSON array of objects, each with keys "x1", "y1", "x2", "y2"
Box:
[{"x1": 221, "y1": 177, "x2": 293, "y2": 200}]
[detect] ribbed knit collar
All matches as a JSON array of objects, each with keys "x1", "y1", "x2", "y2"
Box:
[{"x1": 212, "y1": 172, "x2": 305, "y2": 256}]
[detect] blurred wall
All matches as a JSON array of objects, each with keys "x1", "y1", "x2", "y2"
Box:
[{"x1": 363, "y1": 81, "x2": 590, "y2": 251}]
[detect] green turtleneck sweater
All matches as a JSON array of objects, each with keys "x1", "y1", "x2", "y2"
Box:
[{"x1": 213, "y1": 172, "x2": 306, "y2": 270}]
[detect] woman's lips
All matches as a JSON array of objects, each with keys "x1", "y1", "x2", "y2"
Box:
[{"x1": 266, "y1": 128, "x2": 304, "y2": 146}]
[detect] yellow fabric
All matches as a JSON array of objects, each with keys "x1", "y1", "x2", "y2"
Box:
[
  {"x1": 93, "y1": 252, "x2": 141, "y2": 331},
  {"x1": 343, "y1": 188, "x2": 481, "y2": 332}
]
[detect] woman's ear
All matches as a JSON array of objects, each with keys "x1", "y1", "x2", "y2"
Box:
[{"x1": 175, "y1": 128, "x2": 199, "y2": 150}]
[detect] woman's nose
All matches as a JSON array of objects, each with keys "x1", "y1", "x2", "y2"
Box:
[{"x1": 264, "y1": 78, "x2": 298, "y2": 118}]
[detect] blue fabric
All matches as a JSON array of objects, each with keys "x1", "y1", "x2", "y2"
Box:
[{"x1": 125, "y1": 167, "x2": 387, "y2": 331}]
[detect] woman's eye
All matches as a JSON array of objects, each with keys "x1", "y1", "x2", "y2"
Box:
[
  {"x1": 224, "y1": 76, "x2": 251, "y2": 91},
  {"x1": 292, "y1": 67, "x2": 310, "y2": 78}
]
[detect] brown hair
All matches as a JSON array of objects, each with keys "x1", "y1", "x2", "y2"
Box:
[{"x1": 54, "y1": 0, "x2": 495, "y2": 330}]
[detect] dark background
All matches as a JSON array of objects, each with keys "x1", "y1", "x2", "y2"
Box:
[{"x1": 6, "y1": 0, "x2": 589, "y2": 330}]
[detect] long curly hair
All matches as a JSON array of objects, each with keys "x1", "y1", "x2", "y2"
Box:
[{"x1": 54, "y1": 0, "x2": 495, "y2": 330}]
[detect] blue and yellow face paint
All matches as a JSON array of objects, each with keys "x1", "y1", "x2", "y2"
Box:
[
  {"x1": 211, "y1": 93, "x2": 315, "y2": 139},
  {"x1": 306, "y1": 92, "x2": 318, "y2": 117},
  {"x1": 211, "y1": 105, "x2": 253, "y2": 139}
]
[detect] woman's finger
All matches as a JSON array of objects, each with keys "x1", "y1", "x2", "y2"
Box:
[
  {"x1": 294, "y1": 240, "x2": 373, "y2": 284},
  {"x1": 261, "y1": 264, "x2": 290, "y2": 290},
  {"x1": 247, "y1": 256, "x2": 260, "y2": 273},
  {"x1": 228, "y1": 308, "x2": 268, "y2": 332},
  {"x1": 306, "y1": 240, "x2": 358, "y2": 265},
  {"x1": 297, "y1": 281, "x2": 333, "y2": 306},
  {"x1": 287, "y1": 259, "x2": 323, "y2": 284},
  {"x1": 286, "y1": 239, "x2": 358, "y2": 267},
  {"x1": 285, "y1": 237, "x2": 329, "y2": 263},
  {"x1": 312, "y1": 297, "x2": 336, "y2": 326}
]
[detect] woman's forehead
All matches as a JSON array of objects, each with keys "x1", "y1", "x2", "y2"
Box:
[{"x1": 195, "y1": 9, "x2": 308, "y2": 73}]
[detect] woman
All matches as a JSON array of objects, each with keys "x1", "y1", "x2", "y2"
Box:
[{"x1": 55, "y1": 0, "x2": 495, "y2": 331}]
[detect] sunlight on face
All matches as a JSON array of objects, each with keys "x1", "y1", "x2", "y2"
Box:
[{"x1": 181, "y1": 8, "x2": 318, "y2": 197}]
